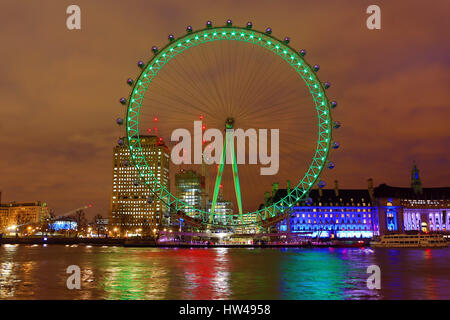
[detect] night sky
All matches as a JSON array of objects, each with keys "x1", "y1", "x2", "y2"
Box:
[{"x1": 0, "y1": 0, "x2": 449, "y2": 218}]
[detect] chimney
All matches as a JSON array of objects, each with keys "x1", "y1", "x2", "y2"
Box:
[
  {"x1": 272, "y1": 182, "x2": 279, "y2": 197},
  {"x1": 264, "y1": 191, "x2": 271, "y2": 206},
  {"x1": 368, "y1": 178, "x2": 374, "y2": 200},
  {"x1": 286, "y1": 180, "x2": 291, "y2": 193},
  {"x1": 334, "y1": 180, "x2": 339, "y2": 197}
]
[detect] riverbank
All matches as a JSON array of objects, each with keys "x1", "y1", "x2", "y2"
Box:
[
  {"x1": 0, "y1": 237, "x2": 125, "y2": 246},
  {"x1": 0, "y1": 236, "x2": 369, "y2": 248}
]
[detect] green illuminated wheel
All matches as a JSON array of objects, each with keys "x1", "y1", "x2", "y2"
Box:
[{"x1": 118, "y1": 20, "x2": 339, "y2": 228}]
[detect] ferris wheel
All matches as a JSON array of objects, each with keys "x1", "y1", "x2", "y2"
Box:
[{"x1": 116, "y1": 19, "x2": 340, "y2": 229}]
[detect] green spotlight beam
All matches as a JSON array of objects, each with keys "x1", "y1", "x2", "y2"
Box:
[{"x1": 210, "y1": 126, "x2": 244, "y2": 225}]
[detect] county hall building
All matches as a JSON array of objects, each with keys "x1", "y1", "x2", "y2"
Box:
[{"x1": 268, "y1": 164, "x2": 450, "y2": 238}]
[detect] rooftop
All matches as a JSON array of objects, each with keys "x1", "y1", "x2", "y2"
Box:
[
  {"x1": 374, "y1": 183, "x2": 450, "y2": 200},
  {"x1": 264, "y1": 188, "x2": 373, "y2": 208},
  {"x1": 0, "y1": 201, "x2": 46, "y2": 208}
]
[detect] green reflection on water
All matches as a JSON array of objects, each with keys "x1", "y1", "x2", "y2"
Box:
[
  {"x1": 98, "y1": 248, "x2": 169, "y2": 300},
  {"x1": 279, "y1": 248, "x2": 347, "y2": 299}
]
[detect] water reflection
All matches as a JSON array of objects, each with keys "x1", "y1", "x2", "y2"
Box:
[
  {"x1": 100, "y1": 248, "x2": 170, "y2": 299},
  {"x1": 279, "y1": 248, "x2": 380, "y2": 299},
  {"x1": 0, "y1": 245, "x2": 448, "y2": 300}
]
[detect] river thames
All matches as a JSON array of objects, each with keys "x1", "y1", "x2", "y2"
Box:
[{"x1": 0, "y1": 245, "x2": 448, "y2": 300}]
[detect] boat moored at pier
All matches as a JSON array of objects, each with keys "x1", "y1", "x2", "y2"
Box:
[{"x1": 371, "y1": 233, "x2": 448, "y2": 248}]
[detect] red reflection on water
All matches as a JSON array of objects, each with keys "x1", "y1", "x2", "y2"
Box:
[
  {"x1": 424, "y1": 249, "x2": 432, "y2": 259},
  {"x1": 423, "y1": 248, "x2": 438, "y2": 299},
  {"x1": 182, "y1": 248, "x2": 230, "y2": 299},
  {"x1": 141, "y1": 248, "x2": 229, "y2": 299},
  {"x1": 134, "y1": 248, "x2": 230, "y2": 299}
]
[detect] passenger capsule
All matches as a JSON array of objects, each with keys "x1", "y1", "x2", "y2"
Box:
[{"x1": 330, "y1": 101, "x2": 338, "y2": 109}]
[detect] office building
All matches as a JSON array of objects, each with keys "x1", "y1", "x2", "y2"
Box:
[
  {"x1": 175, "y1": 169, "x2": 205, "y2": 218},
  {"x1": 110, "y1": 135, "x2": 170, "y2": 235}
]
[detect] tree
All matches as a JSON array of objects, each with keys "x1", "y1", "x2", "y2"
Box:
[
  {"x1": 93, "y1": 214, "x2": 104, "y2": 237},
  {"x1": 42, "y1": 209, "x2": 55, "y2": 235},
  {"x1": 71, "y1": 209, "x2": 87, "y2": 237}
]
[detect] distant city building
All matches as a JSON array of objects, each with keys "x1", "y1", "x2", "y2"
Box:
[
  {"x1": 95, "y1": 218, "x2": 109, "y2": 226},
  {"x1": 241, "y1": 213, "x2": 258, "y2": 233},
  {"x1": 175, "y1": 169, "x2": 205, "y2": 218},
  {"x1": 233, "y1": 213, "x2": 257, "y2": 234},
  {"x1": 0, "y1": 201, "x2": 50, "y2": 233},
  {"x1": 110, "y1": 135, "x2": 170, "y2": 235},
  {"x1": 262, "y1": 164, "x2": 450, "y2": 238},
  {"x1": 204, "y1": 185, "x2": 256, "y2": 234},
  {"x1": 208, "y1": 198, "x2": 233, "y2": 226}
]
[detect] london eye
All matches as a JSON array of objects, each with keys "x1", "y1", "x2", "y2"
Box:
[{"x1": 116, "y1": 19, "x2": 340, "y2": 230}]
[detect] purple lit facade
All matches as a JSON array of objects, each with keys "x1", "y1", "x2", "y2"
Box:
[
  {"x1": 266, "y1": 165, "x2": 450, "y2": 239},
  {"x1": 266, "y1": 181, "x2": 377, "y2": 239},
  {"x1": 375, "y1": 185, "x2": 450, "y2": 235}
]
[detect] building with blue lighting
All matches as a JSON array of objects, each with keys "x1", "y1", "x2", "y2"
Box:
[
  {"x1": 51, "y1": 218, "x2": 78, "y2": 231},
  {"x1": 263, "y1": 180, "x2": 377, "y2": 239},
  {"x1": 263, "y1": 164, "x2": 450, "y2": 239},
  {"x1": 374, "y1": 165, "x2": 450, "y2": 235}
]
